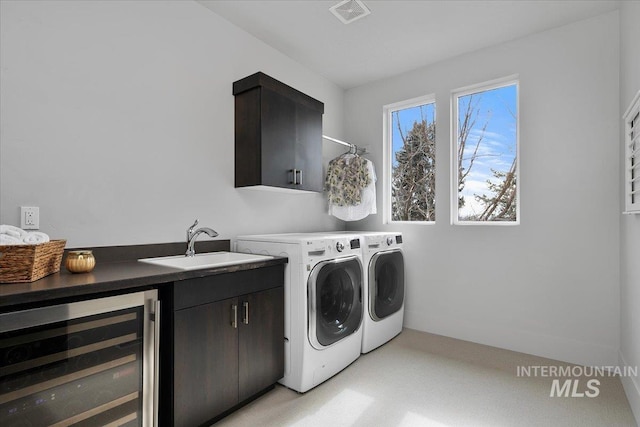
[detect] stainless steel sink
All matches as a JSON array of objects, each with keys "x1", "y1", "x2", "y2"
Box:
[{"x1": 138, "y1": 251, "x2": 273, "y2": 270}]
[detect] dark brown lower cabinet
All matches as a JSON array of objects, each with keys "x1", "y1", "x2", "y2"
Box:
[
  {"x1": 162, "y1": 265, "x2": 284, "y2": 427},
  {"x1": 174, "y1": 298, "x2": 239, "y2": 426},
  {"x1": 238, "y1": 288, "x2": 285, "y2": 402}
]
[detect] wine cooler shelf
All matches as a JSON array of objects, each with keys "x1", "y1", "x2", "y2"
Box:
[{"x1": 1, "y1": 291, "x2": 158, "y2": 427}]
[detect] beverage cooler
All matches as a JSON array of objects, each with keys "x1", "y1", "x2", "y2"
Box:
[{"x1": 0, "y1": 290, "x2": 159, "y2": 427}]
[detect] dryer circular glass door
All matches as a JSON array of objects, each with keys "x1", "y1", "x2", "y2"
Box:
[
  {"x1": 308, "y1": 256, "x2": 363, "y2": 349},
  {"x1": 369, "y1": 249, "x2": 404, "y2": 321}
]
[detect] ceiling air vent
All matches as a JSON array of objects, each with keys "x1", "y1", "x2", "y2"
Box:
[{"x1": 329, "y1": 0, "x2": 371, "y2": 25}]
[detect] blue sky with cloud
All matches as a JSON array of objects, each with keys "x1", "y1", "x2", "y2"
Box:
[
  {"x1": 389, "y1": 84, "x2": 517, "y2": 220},
  {"x1": 458, "y1": 84, "x2": 517, "y2": 219}
]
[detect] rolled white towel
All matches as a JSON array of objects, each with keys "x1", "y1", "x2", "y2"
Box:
[
  {"x1": 0, "y1": 224, "x2": 28, "y2": 239},
  {"x1": 22, "y1": 231, "x2": 50, "y2": 244},
  {"x1": 0, "y1": 234, "x2": 24, "y2": 245}
]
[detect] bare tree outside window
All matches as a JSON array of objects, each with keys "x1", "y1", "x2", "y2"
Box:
[
  {"x1": 455, "y1": 81, "x2": 519, "y2": 223},
  {"x1": 385, "y1": 81, "x2": 517, "y2": 225}
]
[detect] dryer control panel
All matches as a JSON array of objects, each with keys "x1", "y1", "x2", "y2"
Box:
[{"x1": 361, "y1": 232, "x2": 403, "y2": 256}]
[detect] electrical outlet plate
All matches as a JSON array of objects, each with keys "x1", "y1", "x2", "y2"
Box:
[{"x1": 20, "y1": 206, "x2": 39, "y2": 230}]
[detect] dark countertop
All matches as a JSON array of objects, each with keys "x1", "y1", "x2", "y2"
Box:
[{"x1": 0, "y1": 240, "x2": 287, "y2": 311}]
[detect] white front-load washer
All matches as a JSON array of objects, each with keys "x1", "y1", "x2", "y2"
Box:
[
  {"x1": 235, "y1": 233, "x2": 364, "y2": 393},
  {"x1": 358, "y1": 232, "x2": 404, "y2": 353}
]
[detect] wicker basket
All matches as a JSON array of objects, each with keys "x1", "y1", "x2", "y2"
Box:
[{"x1": 0, "y1": 240, "x2": 67, "y2": 283}]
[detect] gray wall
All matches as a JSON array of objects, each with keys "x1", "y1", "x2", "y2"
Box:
[
  {"x1": 345, "y1": 12, "x2": 621, "y2": 367},
  {"x1": 619, "y1": 0, "x2": 640, "y2": 421},
  {"x1": 0, "y1": 0, "x2": 346, "y2": 248}
]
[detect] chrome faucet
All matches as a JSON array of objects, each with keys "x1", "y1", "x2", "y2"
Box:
[{"x1": 185, "y1": 219, "x2": 218, "y2": 257}]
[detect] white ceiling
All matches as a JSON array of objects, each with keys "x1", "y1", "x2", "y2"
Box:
[{"x1": 198, "y1": 0, "x2": 620, "y2": 90}]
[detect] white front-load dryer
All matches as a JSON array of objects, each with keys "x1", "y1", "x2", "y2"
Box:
[
  {"x1": 235, "y1": 233, "x2": 364, "y2": 393},
  {"x1": 358, "y1": 232, "x2": 404, "y2": 353}
]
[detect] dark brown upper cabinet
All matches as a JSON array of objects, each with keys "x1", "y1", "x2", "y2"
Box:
[{"x1": 233, "y1": 72, "x2": 324, "y2": 192}]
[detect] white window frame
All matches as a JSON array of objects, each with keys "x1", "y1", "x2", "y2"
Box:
[
  {"x1": 450, "y1": 75, "x2": 520, "y2": 225},
  {"x1": 383, "y1": 94, "x2": 437, "y2": 224},
  {"x1": 623, "y1": 90, "x2": 640, "y2": 214}
]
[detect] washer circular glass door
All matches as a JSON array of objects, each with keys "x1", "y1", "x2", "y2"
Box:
[
  {"x1": 369, "y1": 249, "x2": 404, "y2": 321},
  {"x1": 308, "y1": 256, "x2": 363, "y2": 349}
]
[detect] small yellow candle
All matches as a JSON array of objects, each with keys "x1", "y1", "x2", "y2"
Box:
[{"x1": 65, "y1": 250, "x2": 96, "y2": 273}]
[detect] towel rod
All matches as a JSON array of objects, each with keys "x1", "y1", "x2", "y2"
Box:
[{"x1": 322, "y1": 135, "x2": 365, "y2": 154}]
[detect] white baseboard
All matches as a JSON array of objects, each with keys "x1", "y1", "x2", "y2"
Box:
[
  {"x1": 404, "y1": 308, "x2": 618, "y2": 367},
  {"x1": 619, "y1": 351, "x2": 640, "y2": 427},
  {"x1": 403, "y1": 309, "x2": 639, "y2": 426}
]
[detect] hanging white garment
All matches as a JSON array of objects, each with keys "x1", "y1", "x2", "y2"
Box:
[
  {"x1": 325, "y1": 154, "x2": 370, "y2": 206},
  {"x1": 328, "y1": 158, "x2": 377, "y2": 221}
]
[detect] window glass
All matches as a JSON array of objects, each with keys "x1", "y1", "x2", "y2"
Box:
[
  {"x1": 454, "y1": 81, "x2": 519, "y2": 224},
  {"x1": 386, "y1": 98, "x2": 436, "y2": 222}
]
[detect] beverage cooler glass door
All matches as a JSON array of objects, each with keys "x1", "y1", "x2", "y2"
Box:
[{"x1": 0, "y1": 290, "x2": 159, "y2": 427}]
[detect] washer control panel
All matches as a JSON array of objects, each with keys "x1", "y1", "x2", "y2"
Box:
[
  {"x1": 331, "y1": 237, "x2": 361, "y2": 254},
  {"x1": 303, "y1": 236, "x2": 362, "y2": 258},
  {"x1": 350, "y1": 238, "x2": 361, "y2": 249}
]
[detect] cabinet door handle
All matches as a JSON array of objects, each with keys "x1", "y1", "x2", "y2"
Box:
[
  {"x1": 296, "y1": 169, "x2": 302, "y2": 185},
  {"x1": 231, "y1": 304, "x2": 238, "y2": 329},
  {"x1": 242, "y1": 301, "x2": 249, "y2": 325},
  {"x1": 289, "y1": 169, "x2": 297, "y2": 184}
]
